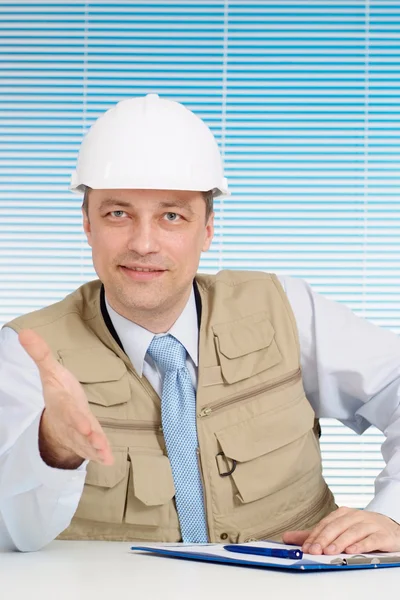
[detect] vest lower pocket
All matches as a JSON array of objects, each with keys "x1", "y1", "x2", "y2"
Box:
[
  {"x1": 214, "y1": 396, "x2": 320, "y2": 506},
  {"x1": 125, "y1": 450, "x2": 177, "y2": 528},
  {"x1": 74, "y1": 448, "x2": 129, "y2": 523},
  {"x1": 75, "y1": 448, "x2": 178, "y2": 529}
]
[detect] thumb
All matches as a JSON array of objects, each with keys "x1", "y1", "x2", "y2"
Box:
[
  {"x1": 19, "y1": 329, "x2": 59, "y2": 376},
  {"x1": 282, "y1": 530, "x2": 311, "y2": 546}
]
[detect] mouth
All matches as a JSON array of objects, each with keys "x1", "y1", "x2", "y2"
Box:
[{"x1": 119, "y1": 265, "x2": 166, "y2": 281}]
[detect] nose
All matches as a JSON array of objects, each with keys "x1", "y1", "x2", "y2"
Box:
[{"x1": 126, "y1": 219, "x2": 161, "y2": 256}]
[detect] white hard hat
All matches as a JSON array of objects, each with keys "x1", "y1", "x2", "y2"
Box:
[{"x1": 70, "y1": 94, "x2": 229, "y2": 197}]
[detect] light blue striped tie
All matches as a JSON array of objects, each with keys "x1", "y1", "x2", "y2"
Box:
[{"x1": 147, "y1": 334, "x2": 208, "y2": 543}]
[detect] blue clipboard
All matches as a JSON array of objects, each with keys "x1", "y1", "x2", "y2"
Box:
[{"x1": 131, "y1": 542, "x2": 400, "y2": 572}]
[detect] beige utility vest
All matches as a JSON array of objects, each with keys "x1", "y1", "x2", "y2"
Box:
[{"x1": 8, "y1": 270, "x2": 336, "y2": 543}]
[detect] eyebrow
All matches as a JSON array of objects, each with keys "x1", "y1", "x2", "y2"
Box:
[
  {"x1": 99, "y1": 197, "x2": 196, "y2": 215},
  {"x1": 158, "y1": 200, "x2": 196, "y2": 215},
  {"x1": 99, "y1": 198, "x2": 133, "y2": 210}
]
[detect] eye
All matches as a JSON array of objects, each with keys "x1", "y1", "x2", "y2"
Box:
[
  {"x1": 164, "y1": 212, "x2": 180, "y2": 222},
  {"x1": 110, "y1": 210, "x2": 127, "y2": 218}
]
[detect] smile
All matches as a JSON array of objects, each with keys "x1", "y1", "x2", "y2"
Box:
[
  {"x1": 120, "y1": 266, "x2": 166, "y2": 280},
  {"x1": 126, "y1": 267, "x2": 162, "y2": 272}
]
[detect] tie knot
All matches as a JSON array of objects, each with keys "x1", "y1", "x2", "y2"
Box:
[{"x1": 147, "y1": 334, "x2": 187, "y2": 372}]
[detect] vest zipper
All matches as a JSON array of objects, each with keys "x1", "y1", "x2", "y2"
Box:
[
  {"x1": 198, "y1": 368, "x2": 302, "y2": 418},
  {"x1": 98, "y1": 418, "x2": 162, "y2": 433},
  {"x1": 242, "y1": 485, "x2": 331, "y2": 543}
]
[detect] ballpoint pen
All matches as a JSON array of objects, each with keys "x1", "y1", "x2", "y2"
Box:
[{"x1": 224, "y1": 544, "x2": 303, "y2": 560}]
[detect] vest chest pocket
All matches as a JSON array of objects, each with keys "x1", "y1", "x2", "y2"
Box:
[
  {"x1": 58, "y1": 348, "x2": 131, "y2": 419},
  {"x1": 214, "y1": 396, "x2": 320, "y2": 505},
  {"x1": 212, "y1": 313, "x2": 282, "y2": 384},
  {"x1": 125, "y1": 450, "x2": 178, "y2": 528},
  {"x1": 75, "y1": 448, "x2": 129, "y2": 523}
]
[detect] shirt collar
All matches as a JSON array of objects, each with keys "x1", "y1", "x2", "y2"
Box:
[{"x1": 104, "y1": 288, "x2": 199, "y2": 377}]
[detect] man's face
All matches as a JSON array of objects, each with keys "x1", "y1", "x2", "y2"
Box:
[{"x1": 83, "y1": 189, "x2": 214, "y2": 321}]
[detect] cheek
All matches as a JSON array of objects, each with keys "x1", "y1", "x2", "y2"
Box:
[
  {"x1": 171, "y1": 231, "x2": 205, "y2": 266},
  {"x1": 90, "y1": 229, "x2": 123, "y2": 263},
  {"x1": 158, "y1": 233, "x2": 189, "y2": 264}
]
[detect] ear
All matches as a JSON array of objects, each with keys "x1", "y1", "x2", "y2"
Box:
[
  {"x1": 202, "y1": 212, "x2": 214, "y2": 252},
  {"x1": 82, "y1": 206, "x2": 92, "y2": 247}
]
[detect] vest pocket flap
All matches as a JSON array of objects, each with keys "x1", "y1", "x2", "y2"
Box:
[
  {"x1": 212, "y1": 314, "x2": 281, "y2": 384},
  {"x1": 212, "y1": 313, "x2": 275, "y2": 359},
  {"x1": 59, "y1": 348, "x2": 130, "y2": 408},
  {"x1": 215, "y1": 398, "x2": 318, "y2": 505},
  {"x1": 215, "y1": 397, "x2": 314, "y2": 463},
  {"x1": 59, "y1": 348, "x2": 127, "y2": 383},
  {"x1": 85, "y1": 449, "x2": 128, "y2": 488},
  {"x1": 130, "y1": 453, "x2": 175, "y2": 506}
]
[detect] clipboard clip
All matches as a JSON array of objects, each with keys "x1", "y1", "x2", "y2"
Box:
[{"x1": 330, "y1": 554, "x2": 400, "y2": 566}]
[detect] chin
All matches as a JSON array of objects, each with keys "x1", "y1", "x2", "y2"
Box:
[{"x1": 122, "y1": 292, "x2": 166, "y2": 312}]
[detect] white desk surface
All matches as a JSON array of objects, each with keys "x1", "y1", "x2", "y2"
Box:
[{"x1": 1, "y1": 540, "x2": 399, "y2": 600}]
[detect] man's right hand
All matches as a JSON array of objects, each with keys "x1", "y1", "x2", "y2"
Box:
[{"x1": 19, "y1": 329, "x2": 114, "y2": 470}]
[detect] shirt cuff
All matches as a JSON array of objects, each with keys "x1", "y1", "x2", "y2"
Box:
[
  {"x1": 365, "y1": 482, "x2": 400, "y2": 525},
  {"x1": 22, "y1": 412, "x2": 88, "y2": 491}
]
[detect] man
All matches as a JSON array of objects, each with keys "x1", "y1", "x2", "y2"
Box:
[{"x1": 0, "y1": 94, "x2": 399, "y2": 554}]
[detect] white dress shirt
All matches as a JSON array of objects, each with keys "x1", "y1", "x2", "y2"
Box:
[
  {"x1": 1, "y1": 275, "x2": 400, "y2": 551},
  {"x1": 105, "y1": 292, "x2": 199, "y2": 396}
]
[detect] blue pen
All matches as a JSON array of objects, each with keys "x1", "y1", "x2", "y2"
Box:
[{"x1": 224, "y1": 544, "x2": 303, "y2": 560}]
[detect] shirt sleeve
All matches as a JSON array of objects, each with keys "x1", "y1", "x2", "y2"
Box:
[
  {"x1": 277, "y1": 274, "x2": 400, "y2": 523},
  {"x1": 0, "y1": 326, "x2": 87, "y2": 551}
]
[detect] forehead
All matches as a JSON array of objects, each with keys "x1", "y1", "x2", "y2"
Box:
[{"x1": 89, "y1": 188, "x2": 204, "y2": 207}]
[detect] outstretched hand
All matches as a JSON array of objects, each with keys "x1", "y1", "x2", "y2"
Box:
[{"x1": 19, "y1": 329, "x2": 113, "y2": 468}]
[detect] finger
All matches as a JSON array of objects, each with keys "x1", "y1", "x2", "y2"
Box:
[
  {"x1": 300, "y1": 507, "x2": 354, "y2": 551},
  {"x1": 305, "y1": 513, "x2": 365, "y2": 554},
  {"x1": 69, "y1": 427, "x2": 114, "y2": 465},
  {"x1": 66, "y1": 427, "x2": 109, "y2": 464},
  {"x1": 301, "y1": 520, "x2": 335, "y2": 552},
  {"x1": 68, "y1": 409, "x2": 93, "y2": 437},
  {"x1": 282, "y1": 530, "x2": 310, "y2": 546},
  {"x1": 19, "y1": 329, "x2": 59, "y2": 376},
  {"x1": 69, "y1": 411, "x2": 112, "y2": 460},
  {"x1": 58, "y1": 406, "x2": 112, "y2": 463},
  {"x1": 88, "y1": 430, "x2": 113, "y2": 463},
  {"x1": 345, "y1": 532, "x2": 393, "y2": 554},
  {"x1": 320, "y1": 523, "x2": 377, "y2": 555}
]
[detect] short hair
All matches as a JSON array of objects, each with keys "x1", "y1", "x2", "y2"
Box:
[{"x1": 82, "y1": 188, "x2": 214, "y2": 221}]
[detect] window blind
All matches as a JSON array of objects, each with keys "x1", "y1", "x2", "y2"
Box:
[{"x1": 1, "y1": 0, "x2": 399, "y2": 508}]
